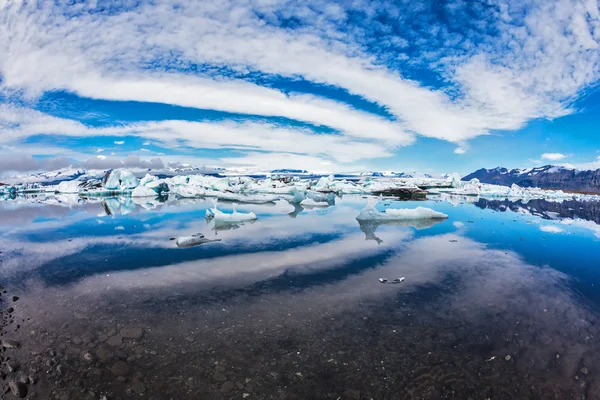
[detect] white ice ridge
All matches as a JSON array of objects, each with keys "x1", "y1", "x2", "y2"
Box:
[
  {"x1": 427, "y1": 178, "x2": 600, "y2": 202},
  {"x1": 356, "y1": 198, "x2": 449, "y2": 221},
  {"x1": 4, "y1": 168, "x2": 600, "y2": 203}
]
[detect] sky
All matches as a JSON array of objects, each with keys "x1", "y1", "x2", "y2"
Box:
[{"x1": 0, "y1": 0, "x2": 599, "y2": 176}]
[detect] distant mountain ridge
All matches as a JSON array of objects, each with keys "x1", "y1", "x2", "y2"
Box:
[{"x1": 463, "y1": 165, "x2": 600, "y2": 194}]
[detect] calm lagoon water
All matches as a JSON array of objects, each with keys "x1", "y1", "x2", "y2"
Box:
[{"x1": 1, "y1": 195, "x2": 600, "y2": 399}]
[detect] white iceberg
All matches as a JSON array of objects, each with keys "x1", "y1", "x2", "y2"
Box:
[
  {"x1": 300, "y1": 198, "x2": 329, "y2": 207},
  {"x1": 205, "y1": 200, "x2": 257, "y2": 223},
  {"x1": 356, "y1": 198, "x2": 448, "y2": 221},
  {"x1": 57, "y1": 180, "x2": 82, "y2": 194},
  {"x1": 175, "y1": 234, "x2": 222, "y2": 248},
  {"x1": 131, "y1": 185, "x2": 158, "y2": 198}
]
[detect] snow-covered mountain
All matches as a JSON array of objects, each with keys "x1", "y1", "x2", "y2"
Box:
[{"x1": 463, "y1": 165, "x2": 600, "y2": 194}]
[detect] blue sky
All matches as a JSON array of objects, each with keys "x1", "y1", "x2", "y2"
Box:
[{"x1": 0, "y1": 0, "x2": 599, "y2": 176}]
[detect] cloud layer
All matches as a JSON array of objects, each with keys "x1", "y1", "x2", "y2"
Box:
[{"x1": 0, "y1": 0, "x2": 599, "y2": 170}]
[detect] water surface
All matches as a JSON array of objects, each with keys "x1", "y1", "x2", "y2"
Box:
[{"x1": 1, "y1": 195, "x2": 600, "y2": 399}]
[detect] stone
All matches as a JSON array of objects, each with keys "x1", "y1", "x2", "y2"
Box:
[
  {"x1": 111, "y1": 361, "x2": 131, "y2": 377},
  {"x1": 7, "y1": 359, "x2": 20, "y2": 372},
  {"x1": 131, "y1": 378, "x2": 146, "y2": 394},
  {"x1": 96, "y1": 347, "x2": 114, "y2": 361},
  {"x1": 121, "y1": 328, "x2": 143, "y2": 340},
  {"x1": 2, "y1": 339, "x2": 20, "y2": 348},
  {"x1": 184, "y1": 336, "x2": 195, "y2": 343},
  {"x1": 213, "y1": 373, "x2": 227, "y2": 382},
  {"x1": 72, "y1": 338, "x2": 82, "y2": 345},
  {"x1": 115, "y1": 350, "x2": 128, "y2": 360},
  {"x1": 343, "y1": 389, "x2": 361, "y2": 400},
  {"x1": 580, "y1": 367, "x2": 589, "y2": 375},
  {"x1": 9, "y1": 381, "x2": 28, "y2": 398},
  {"x1": 81, "y1": 351, "x2": 95, "y2": 363},
  {"x1": 221, "y1": 381, "x2": 235, "y2": 393},
  {"x1": 107, "y1": 335, "x2": 123, "y2": 347},
  {"x1": 98, "y1": 334, "x2": 108, "y2": 342},
  {"x1": 504, "y1": 355, "x2": 511, "y2": 361},
  {"x1": 11, "y1": 296, "x2": 19, "y2": 302}
]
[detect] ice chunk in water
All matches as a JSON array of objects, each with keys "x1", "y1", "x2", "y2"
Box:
[
  {"x1": 102, "y1": 169, "x2": 139, "y2": 190},
  {"x1": 175, "y1": 236, "x2": 221, "y2": 248},
  {"x1": 300, "y1": 198, "x2": 329, "y2": 207},
  {"x1": 212, "y1": 205, "x2": 258, "y2": 223},
  {"x1": 57, "y1": 180, "x2": 82, "y2": 194},
  {"x1": 132, "y1": 185, "x2": 158, "y2": 198},
  {"x1": 356, "y1": 197, "x2": 448, "y2": 221}
]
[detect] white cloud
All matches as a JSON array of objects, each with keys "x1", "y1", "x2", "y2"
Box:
[
  {"x1": 561, "y1": 156, "x2": 600, "y2": 171},
  {"x1": 0, "y1": 0, "x2": 597, "y2": 152},
  {"x1": 541, "y1": 153, "x2": 567, "y2": 161},
  {"x1": 96, "y1": 155, "x2": 106, "y2": 160},
  {"x1": 539, "y1": 225, "x2": 564, "y2": 234},
  {"x1": 114, "y1": 141, "x2": 124, "y2": 145},
  {"x1": 0, "y1": 104, "x2": 392, "y2": 165},
  {"x1": 454, "y1": 147, "x2": 467, "y2": 155}
]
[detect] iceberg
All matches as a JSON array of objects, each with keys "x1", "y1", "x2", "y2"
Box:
[
  {"x1": 205, "y1": 200, "x2": 257, "y2": 223},
  {"x1": 175, "y1": 234, "x2": 222, "y2": 248},
  {"x1": 102, "y1": 169, "x2": 140, "y2": 190},
  {"x1": 57, "y1": 180, "x2": 82, "y2": 194},
  {"x1": 300, "y1": 198, "x2": 329, "y2": 207},
  {"x1": 131, "y1": 185, "x2": 158, "y2": 198},
  {"x1": 356, "y1": 198, "x2": 448, "y2": 221}
]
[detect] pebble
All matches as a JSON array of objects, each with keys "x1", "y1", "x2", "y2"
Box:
[
  {"x1": 7, "y1": 359, "x2": 20, "y2": 372},
  {"x1": 505, "y1": 355, "x2": 511, "y2": 361},
  {"x1": 121, "y1": 327, "x2": 143, "y2": 340},
  {"x1": 107, "y1": 335, "x2": 123, "y2": 347},
  {"x1": 131, "y1": 377, "x2": 146, "y2": 394},
  {"x1": 221, "y1": 381, "x2": 235, "y2": 393},
  {"x1": 213, "y1": 373, "x2": 228, "y2": 382},
  {"x1": 111, "y1": 360, "x2": 132, "y2": 377},
  {"x1": 580, "y1": 367, "x2": 589, "y2": 375},
  {"x1": 184, "y1": 336, "x2": 195, "y2": 343},
  {"x1": 2, "y1": 338, "x2": 20, "y2": 348},
  {"x1": 11, "y1": 296, "x2": 19, "y2": 302},
  {"x1": 9, "y1": 380, "x2": 28, "y2": 398}
]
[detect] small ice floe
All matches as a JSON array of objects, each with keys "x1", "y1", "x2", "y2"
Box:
[
  {"x1": 300, "y1": 198, "x2": 329, "y2": 207},
  {"x1": 357, "y1": 197, "x2": 448, "y2": 221},
  {"x1": 206, "y1": 199, "x2": 257, "y2": 224},
  {"x1": 379, "y1": 277, "x2": 405, "y2": 284},
  {"x1": 175, "y1": 234, "x2": 222, "y2": 248}
]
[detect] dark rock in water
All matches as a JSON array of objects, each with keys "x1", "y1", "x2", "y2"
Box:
[
  {"x1": 121, "y1": 327, "x2": 143, "y2": 339},
  {"x1": 107, "y1": 335, "x2": 123, "y2": 347},
  {"x1": 111, "y1": 360, "x2": 131, "y2": 376},
  {"x1": 2, "y1": 339, "x2": 20, "y2": 348},
  {"x1": 7, "y1": 360, "x2": 20, "y2": 372},
  {"x1": 96, "y1": 347, "x2": 114, "y2": 361},
  {"x1": 11, "y1": 296, "x2": 19, "y2": 302},
  {"x1": 213, "y1": 373, "x2": 227, "y2": 382},
  {"x1": 221, "y1": 381, "x2": 235, "y2": 393},
  {"x1": 131, "y1": 378, "x2": 147, "y2": 394},
  {"x1": 9, "y1": 380, "x2": 28, "y2": 398},
  {"x1": 371, "y1": 187, "x2": 427, "y2": 200}
]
